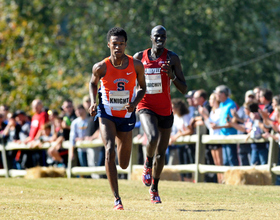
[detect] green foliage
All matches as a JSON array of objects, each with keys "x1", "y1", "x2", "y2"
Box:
[{"x1": 1, "y1": 0, "x2": 280, "y2": 112}]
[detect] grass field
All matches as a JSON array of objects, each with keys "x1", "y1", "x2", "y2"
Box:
[{"x1": 1, "y1": 178, "x2": 280, "y2": 220}]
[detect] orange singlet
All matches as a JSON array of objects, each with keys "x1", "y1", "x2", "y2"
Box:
[{"x1": 99, "y1": 55, "x2": 137, "y2": 118}]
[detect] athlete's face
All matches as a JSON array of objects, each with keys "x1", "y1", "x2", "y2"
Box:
[
  {"x1": 151, "y1": 27, "x2": 166, "y2": 49},
  {"x1": 108, "y1": 35, "x2": 127, "y2": 58}
]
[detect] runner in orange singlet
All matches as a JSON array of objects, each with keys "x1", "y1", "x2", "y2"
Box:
[
  {"x1": 88, "y1": 27, "x2": 146, "y2": 210},
  {"x1": 134, "y1": 25, "x2": 187, "y2": 204}
]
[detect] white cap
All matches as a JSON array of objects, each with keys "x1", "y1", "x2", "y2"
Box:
[{"x1": 245, "y1": 90, "x2": 255, "y2": 98}]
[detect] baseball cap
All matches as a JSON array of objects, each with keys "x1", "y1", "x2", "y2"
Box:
[
  {"x1": 15, "y1": 110, "x2": 26, "y2": 116},
  {"x1": 245, "y1": 90, "x2": 255, "y2": 98},
  {"x1": 185, "y1": 90, "x2": 196, "y2": 99}
]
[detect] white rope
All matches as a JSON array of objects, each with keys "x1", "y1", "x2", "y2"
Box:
[{"x1": 185, "y1": 50, "x2": 279, "y2": 80}]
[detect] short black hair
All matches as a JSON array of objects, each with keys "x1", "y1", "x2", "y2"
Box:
[
  {"x1": 261, "y1": 88, "x2": 273, "y2": 102},
  {"x1": 197, "y1": 89, "x2": 207, "y2": 100},
  {"x1": 107, "y1": 27, "x2": 127, "y2": 42}
]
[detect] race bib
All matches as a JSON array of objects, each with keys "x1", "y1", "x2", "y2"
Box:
[
  {"x1": 109, "y1": 90, "x2": 130, "y2": 110},
  {"x1": 145, "y1": 74, "x2": 162, "y2": 94}
]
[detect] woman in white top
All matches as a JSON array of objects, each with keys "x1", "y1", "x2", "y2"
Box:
[
  {"x1": 170, "y1": 99, "x2": 192, "y2": 143},
  {"x1": 169, "y1": 98, "x2": 194, "y2": 181},
  {"x1": 199, "y1": 93, "x2": 223, "y2": 183}
]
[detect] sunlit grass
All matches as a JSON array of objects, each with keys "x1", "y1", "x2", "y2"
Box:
[{"x1": 0, "y1": 178, "x2": 280, "y2": 219}]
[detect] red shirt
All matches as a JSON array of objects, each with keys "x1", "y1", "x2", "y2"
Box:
[
  {"x1": 29, "y1": 111, "x2": 49, "y2": 140},
  {"x1": 137, "y1": 48, "x2": 172, "y2": 116}
]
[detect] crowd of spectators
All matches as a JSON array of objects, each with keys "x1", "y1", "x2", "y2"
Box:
[
  {"x1": 1, "y1": 85, "x2": 280, "y2": 184},
  {"x1": 166, "y1": 85, "x2": 280, "y2": 185},
  {"x1": 0, "y1": 96, "x2": 102, "y2": 178}
]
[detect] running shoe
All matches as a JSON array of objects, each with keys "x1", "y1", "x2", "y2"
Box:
[
  {"x1": 149, "y1": 188, "x2": 162, "y2": 204},
  {"x1": 113, "y1": 198, "x2": 124, "y2": 210},
  {"x1": 142, "y1": 165, "x2": 152, "y2": 186}
]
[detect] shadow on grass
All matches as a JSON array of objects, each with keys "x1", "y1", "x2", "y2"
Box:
[{"x1": 179, "y1": 209, "x2": 236, "y2": 212}]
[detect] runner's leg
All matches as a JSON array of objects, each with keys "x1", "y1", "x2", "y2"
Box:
[
  {"x1": 116, "y1": 130, "x2": 132, "y2": 169},
  {"x1": 153, "y1": 127, "x2": 171, "y2": 178},
  {"x1": 99, "y1": 117, "x2": 119, "y2": 198},
  {"x1": 139, "y1": 113, "x2": 159, "y2": 158}
]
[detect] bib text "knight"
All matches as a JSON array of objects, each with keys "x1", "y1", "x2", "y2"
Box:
[{"x1": 110, "y1": 98, "x2": 129, "y2": 104}]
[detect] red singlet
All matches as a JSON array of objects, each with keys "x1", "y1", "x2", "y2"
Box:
[{"x1": 137, "y1": 48, "x2": 172, "y2": 116}]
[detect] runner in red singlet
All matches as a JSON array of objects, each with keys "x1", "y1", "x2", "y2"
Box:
[
  {"x1": 88, "y1": 27, "x2": 146, "y2": 210},
  {"x1": 133, "y1": 25, "x2": 187, "y2": 204}
]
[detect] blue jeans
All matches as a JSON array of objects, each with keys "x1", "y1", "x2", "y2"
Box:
[
  {"x1": 77, "y1": 149, "x2": 88, "y2": 167},
  {"x1": 238, "y1": 144, "x2": 251, "y2": 166},
  {"x1": 250, "y1": 143, "x2": 268, "y2": 165},
  {"x1": 222, "y1": 144, "x2": 239, "y2": 166}
]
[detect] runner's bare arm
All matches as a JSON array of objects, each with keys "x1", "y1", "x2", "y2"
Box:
[
  {"x1": 164, "y1": 51, "x2": 187, "y2": 94},
  {"x1": 88, "y1": 61, "x2": 106, "y2": 116},
  {"x1": 125, "y1": 59, "x2": 146, "y2": 112},
  {"x1": 133, "y1": 51, "x2": 144, "y2": 61}
]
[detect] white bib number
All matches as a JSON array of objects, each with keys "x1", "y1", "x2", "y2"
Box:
[
  {"x1": 145, "y1": 74, "x2": 162, "y2": 94},
  {"x1": 109, "y1": 90, "x2": 130, "y2": 110}
]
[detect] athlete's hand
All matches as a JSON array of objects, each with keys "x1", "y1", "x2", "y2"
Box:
[
  {"x1": 125, "y1": 102, "x2": 136, "y2": 112},
  {"x1": 161, "y1": 60, "x2": 175, "y2": 80},
  {"x1": 88, "y1": 103, "x2": 97, "y2": 117},
  {"x1": 161, "y1": 60, "x2": 170, "y2": 73}
]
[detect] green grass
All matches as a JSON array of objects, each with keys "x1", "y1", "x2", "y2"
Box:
[{"x1": 0, "y1": 178, "x2": 280, "y2": 220}]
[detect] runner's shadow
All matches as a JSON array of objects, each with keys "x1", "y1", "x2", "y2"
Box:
[{"x1": 179, "y1": 209, "x2": 236, "y2": 212}]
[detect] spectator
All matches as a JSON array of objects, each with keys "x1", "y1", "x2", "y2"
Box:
[
  {"x1": 229, "y1": 101, "x2": 268, "y2": 165},
  {"x1": 2, "y1": 113, "x2": 21, "y2": 169},
  {"x1": 69, "y1": 104, "x2": 89, "y2": 167},
  {"x1": 193, "y1": 89, "x2": 211, "y2": 116},
  {"x1": 47, "y1": 109, "x2": 59, "y2": 135},
  {"x1": 47, "y1": 115, "x2": 67, "y2": 167},
  {"x1": 193, "y1": 89, "x2": 217, "y2": 182},
  {"x1": 0, "y1": 113, "x2": 6, "y2": 168},
  {"x1": 2, "y1": 113, "x2": 21, "y2": 143},
  {"x1": 185, "y1": 90, "x2": 196, "y2": 119},
  {"x1": 259, "y1": 88, "x2": 273, "y2": 114},
  {"x1": 233, "y1": 90, "x2": 256, "y2": 166},
  {"x1": 83, "y1": 95, "x2": 103, "y2": 179},
  {"x1": 0, "y1": 113, "x2": 6, "y2": 133},
  {"x1": 34, "y1": 122, "x2": 53, "y2": 148},
  {"x1": 169, "y1": 98, "x2": 193, "y2": 181},
  {"x1": 0, "y1": 104, "x2": 10, "y2": 124},
  {"x1": 191, "y1": 86, "x2": 218, "y2": 181},
  {"x1": 262, "y1": 105, "x2": 280, "y2": 185},
  {"x1": 61, "y1": 99, "x2": 76, "y2": 141},
  {"x1": 183, "y1": 90, "x2": 197, "y2": 179},
  {"x1": 14, "y1": 110, "x2": 30, "y2": 142},
  {"x1": 83, "y1": 96, "x2": 100, "y2": 142},
  {"x1": 253, "y1": 86, "x2": 263, "y2": 105},
  {"x1": 269, "y1": 95, "x2": 280, "y2": 122},
  {"x1": 23, "y1": 99, "x2": 49, "y2": 145},
  {"x1": 23, "y1": 99, "x2": 49, "y2": 167},
  {"x1": 199, "y1": 93, "x2": 223, "y2": 183},
  {"x1": 214, "y1": 85, "x2": 238, "y2": 166},
  {"x1": 14, "y1": 110, "x2": 31, "y2": 169}
]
